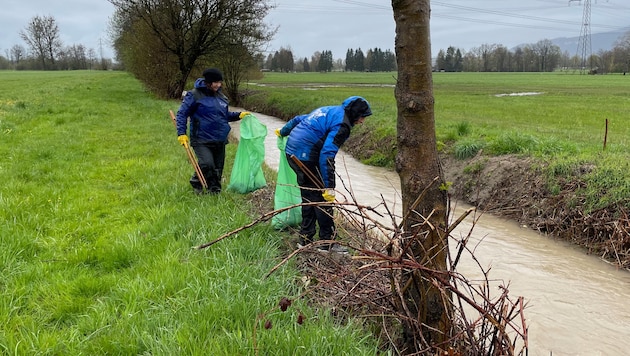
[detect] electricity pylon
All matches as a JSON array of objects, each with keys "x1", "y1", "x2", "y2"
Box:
[{"x1": 569, "y1": 0, "x2": 592, "y2": 72}]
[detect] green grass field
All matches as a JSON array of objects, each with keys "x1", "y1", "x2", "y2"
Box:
[
  {"x1": 243, "y1": 71, "x2": 630, "y2": 211},
  {"x1": 0, "y1": 71, "x2": 380, "y2": 355},
  {"x1": 1, "y1": 69, "x2": 627, "y2": 354}
]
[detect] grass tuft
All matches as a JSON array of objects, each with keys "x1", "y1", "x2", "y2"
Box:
[
  {"x1": 488, "y1": 132, "x2": 539, "y2": 155},
  {"x1": 454, "y1": 138, "x2": 485, "y2": 159},
  {"x1": 456, "y1": 121, "x2": 471, "y2": 136}
]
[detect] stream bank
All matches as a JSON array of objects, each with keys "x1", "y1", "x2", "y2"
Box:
[
  {"x1": 437, "y1": 153, "x2": 629, "y2": 269},
  {"x1": 241, "y1": 97, "x2": 629, "y2": 268}
]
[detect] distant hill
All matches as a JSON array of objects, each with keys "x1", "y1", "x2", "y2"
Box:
[{"x1": 516, "y1": 28, "x2": 629, "y2": 55}]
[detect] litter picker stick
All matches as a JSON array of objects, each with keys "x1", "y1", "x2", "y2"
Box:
[
  {"x1": 289, "y1": 154, "x2": 324, "y2": 190},
  {"x1": 184, "y1": 142, "x2": 208, "y2": 190},
  {"x1": 169, "y1": 110, "x2": 208, "y2": 190},
  {"x1": 168, "y1": 109, "x2": 177, "y2": 128}
]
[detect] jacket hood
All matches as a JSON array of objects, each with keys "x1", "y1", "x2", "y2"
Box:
[
  {"x1": 342, "y1": 96, "x2": 372, "y2": 124},
  {"x1": 193, "y1": 78, "x2": 225, "y2": 96},
  {"x1": 194, "y1": 78, "x2": 207, "y2": 89}
]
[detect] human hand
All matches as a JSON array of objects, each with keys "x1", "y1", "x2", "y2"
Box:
[
  {"x1": 322, "y1": 189, "x2": 335, "y2": 202},
  {"x1": 239, "y1": 111, "x2": 251, "y2": 119},
  {"x1": 275, "y1": 128, "x2": 282, "y2": 137},
  {"x1": 177, "y1": 134, "x2": 189, "y2": 147}
]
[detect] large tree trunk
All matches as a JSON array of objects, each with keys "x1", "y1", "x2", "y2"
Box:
[{"x1": 391, "y1": 0, "x2": 451, "y2": 352}]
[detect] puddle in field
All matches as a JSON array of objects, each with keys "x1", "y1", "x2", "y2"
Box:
[{"x1": 495, "y1": 92, "x2": 544, "y2": 97}]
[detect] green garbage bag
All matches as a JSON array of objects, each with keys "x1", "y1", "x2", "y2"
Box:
[
  {"x1": 227, "y1": 114, "x2": 267, "y2": 193},
  {"x1": 272, "y1": 135, "x2": 302, "y2": 230}
]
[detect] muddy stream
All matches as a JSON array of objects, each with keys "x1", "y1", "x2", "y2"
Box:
[{"x1": 231, "y1": 112, "x2": 630, "y2": 355}]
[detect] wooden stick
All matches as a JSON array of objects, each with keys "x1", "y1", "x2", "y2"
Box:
[
  {"x1": 168, "y1": 109, "x2": 177, "y2": 127},
  {"x1": 170, "y1": 110, "x2": 208, "y2": 189},
  {"x1": 603, "y1": 118, "x2": 609, "y2": 151},
  {"x1": 289, "y1": 154, "x2": 324, "y2": 189}
]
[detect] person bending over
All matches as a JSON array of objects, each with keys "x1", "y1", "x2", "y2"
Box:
[{"x1": 276, "y1": 96, "x2": 372, "y2": 253}]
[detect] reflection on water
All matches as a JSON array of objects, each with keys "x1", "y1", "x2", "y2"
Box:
[{"x1": 231, "y1": 111, "x2": 630, "y2": 356}]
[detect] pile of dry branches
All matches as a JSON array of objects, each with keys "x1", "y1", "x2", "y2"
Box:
[{"x1": 324, "y1": 187, "x2": 528, "y2": 355}]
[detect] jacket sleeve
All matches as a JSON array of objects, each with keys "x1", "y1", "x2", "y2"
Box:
[
  {"x1": 227, "y1": 111, "x2": 241, "y2": 122},
  {"x1": 176, "y1": 92, "x2": 196, "y2": 136},
  {"x1": 319, "y1": 123, "x2": 351, "y2": 188},
  {"x1": 216, "y1": 92, "x2": 240, "y2": 122},
  {"x1": 279, "y1": 114, "x2": 308, "y2": 136}
]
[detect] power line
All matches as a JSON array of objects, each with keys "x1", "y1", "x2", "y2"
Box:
[
  {"x1": 432, "y1": 1, "x2": 580, "y2": 26},
  {"x1": 432, "y1": 1, "x2": 624, "y2": 32},
  {"x1": 268, "y1": 0, "x2": 629, "y2": 57},
  {"x1": 273, "y1": 0, "x2": 627, "y2": 32},
  {"x1": 433, "y1": 14, "x2": 573, "y2": 33}
]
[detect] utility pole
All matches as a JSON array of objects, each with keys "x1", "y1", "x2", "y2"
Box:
[{"x1": 569, "y1": 0, "x2": 592, "y2": 73}]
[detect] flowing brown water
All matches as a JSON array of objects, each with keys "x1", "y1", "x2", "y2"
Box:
[{"x1": 231, "y1": 112, "x2": 630, "y2": 355}]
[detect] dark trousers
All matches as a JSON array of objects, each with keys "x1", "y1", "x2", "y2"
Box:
[
  {"x1": 286, "y1": 153, "x2": 334, "y2": 241},
  {"x1": 191, "y1": 141, "x2": 226, "y2": 192}
]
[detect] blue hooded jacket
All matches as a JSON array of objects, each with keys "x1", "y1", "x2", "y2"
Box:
[
  {"x1": 280, "y1": 96, "x2": 372, "y2": 188},
  {"x1": 176, "y1": 78, "x2": 240, "y2": 143}
]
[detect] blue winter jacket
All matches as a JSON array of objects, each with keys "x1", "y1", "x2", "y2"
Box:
[
  {"x1": 280, "y1": 97, "x2": 363, "y2": 189},
  {"x1": 176, "y1": 78, "x2": 240, "y2": 143}
]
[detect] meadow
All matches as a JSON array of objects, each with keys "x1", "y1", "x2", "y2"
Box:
[
  {"x1": 0, "y1": 71, "x2": 381, "y2": 355},
  {"x1": 242, "y1": 71, "x2": 630, "y2": 211},
  {"x1": 1, "y1": 69, "x2": 628, "y2": 354}
]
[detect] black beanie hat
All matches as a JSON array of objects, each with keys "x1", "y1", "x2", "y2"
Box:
[{"x1": 203, "y1": 68, "x2": 223, "y2": 82}]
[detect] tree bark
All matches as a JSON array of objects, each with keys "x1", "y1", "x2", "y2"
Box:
[{"x1": 391, "y1": 0, "x2": 451, "y2": 352}]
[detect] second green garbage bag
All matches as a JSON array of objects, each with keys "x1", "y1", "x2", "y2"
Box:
[
  {"x1": 272, "y1": 135, "x2": 302, "y2": 230},
  {"x1": 227, "y1": 113, "x2": 267, "y2": 193}
]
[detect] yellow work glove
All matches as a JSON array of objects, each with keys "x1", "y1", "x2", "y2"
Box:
[
  {"x1": 239, "y1": 111, "x2": 251, "y2": 119},
  {"x1": 177, "y1": 134, "x2": 189, "y2": 148},
  {"x1": 275, "y1": 128, "x2": 282, "y2": 137},
  {"x1": 322, "y1": 189, "x2": 335, "y2": 202}
]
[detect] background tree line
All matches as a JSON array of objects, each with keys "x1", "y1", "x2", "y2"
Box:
[
  {"x1": 0, "y1": 15, "x2": 113, "y2": 71},
  {"x1": 436, "y1": 35, "x2": 630, "y2": 73},
  {"x1": 253, "y1": 31, "x2": 630, "y2": 75},
  {"x1": 261, "y1": 47, "x2": 397, "y2": 73}
]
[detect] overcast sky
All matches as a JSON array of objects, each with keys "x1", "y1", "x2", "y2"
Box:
[
  {"x1": 1, "y1": 0, "x2": 629, "y2": 61},
  {"x1": 0, "y1": 0, "x2": 116, "y2": 58}
]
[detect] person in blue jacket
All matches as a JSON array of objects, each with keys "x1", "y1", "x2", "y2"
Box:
[
  {"x1": 176, "y1": 68, "x2": 249, "y2": 194},
  {"x1": 276, "y1": 96, "x2": 372, "y2": 253}
]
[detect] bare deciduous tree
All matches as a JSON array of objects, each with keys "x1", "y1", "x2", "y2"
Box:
[
  {"x1": 218, "y1": 42, "x2": 262, "y2": 105},
  {"x1": 10, "y1": 45, "x2": 26, "y2": 64},
  {"x1": 391, "y1": 0, "x2": 451, "y2": 352},
  {"x1": 532, "y1": 39, "x2": 561, "y2": 72},
  {"x1": 108, "y1": 0, "x2": 275, "y2": 99},
  {"x1": 20, "y1": 15, "x2": 62, "y2": 70}
]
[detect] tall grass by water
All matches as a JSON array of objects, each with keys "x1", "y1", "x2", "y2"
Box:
[{"x1": 0, "y1": 71, "x2": 380, "y2": 355}]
